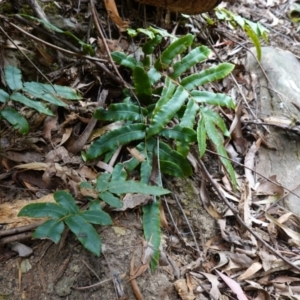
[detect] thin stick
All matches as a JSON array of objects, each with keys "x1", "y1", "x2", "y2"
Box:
[
  {"x1": 173, "y1": 193, "x2": 202, "y2": 258},
  {"x1": 199, "y1": 159, "x2": 300, "y2": 273}
]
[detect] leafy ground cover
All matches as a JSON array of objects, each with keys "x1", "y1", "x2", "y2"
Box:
[{"x1": 1, "y1": 0, "x2": 300, "y2": 299}]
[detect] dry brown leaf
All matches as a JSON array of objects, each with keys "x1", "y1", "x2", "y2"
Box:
[
  {"x1": 216, "y1": 270, "x2": 248, "y2": 300},
  {"x1": 216, "y1": 183, "x2": 240, "y2": 202},
  {"x1": 0, "y1": 194, "x2": 55, "y2": 228},
  {"x1": 14, "y1": 162, "x2": 48, "y2": 171},
  {"x1": 263, "y1": 116, "x2": 293, "y2": 128},
  {"x1": 245, "y1": 280, "x2": 264, "y2": 290},
  {"x1": 142, "y1": 241, "x2": 154, "y2": 265},
  {"x1": 270, "y1": 275, "x2": 300, "y2": 283},
  {"x1": 244, "y1": 141, "x2": 260, "y2": 188},
  {"x1": 212, "y1": 252, "x2": 229, "y2": 269},
  {"x1": 159, "y1": 204, "x2": 170, "y2": 231},
  {"x1": 273, "y1": 283, "x2": 300, "y2": 297},
  {"x1": 200, "y1": 180, "x2": 222, "y2": 219},
  {"x1": 199, "y1": 272, "x2": 221, "y2": 299},
  {"x1": 181, "y1": 257, "x2": 202, "y2": 274},
  {"x1": 58, "y1": 127, "x2": 73, "y2": 146},
  {"x1": 230, "y1": 102, "x2": 248, "y2": 155},
  {"x1": 277, "y1": 212, "x2": 293, "y2": 224},
  {"x1": 226, "y1": 252, "x2": 253, "y2": 268},
  {"x1": 78, "y1": 166, "x2": 97, "y2": 180},
  {"x1": 46, "y1": 146, "x2": 72, "y2": 164},
  {"x1": 127, "y1": 147, "x2": 145, "y2": 162},
  {"x1": 5, "y1": 151, "x2": 43, "y2": 163},
  {"x1": 266, "y1": 213, "x2": 300, "y2": 243},
  {"x1": 80, "y1": 187, "x2": 98, "y2": 199},
  {"x1": 217, "y1": 219, "x2": 245, "y2": 246},
  {"x1": 130, "y1": 252, "x2": 145, "y2": 300},
  {"x1": 97, "y1": 37, "x2": 122, "y2": 54},
  {"x1": 89, "y1": 121, "x2": 124, "y2": 142},
  {"x1": 22, "y1": 180, "x2": 38, "y2": 192},
  {"x1": 258, "y1": 249, "x2": 277, "y2": 272},
  {"x1": 174, "y1": 278, "x2": 196, "y2": 300},
  {"x1": 251, "y1": 287, "x2": 270, "y2": 300},
  {"x1": 226, "y1": 143, "x2": 241, "y2": 164},
  {"x1": 255, "y1": 175, "x2": 284, "y2": 196},
  {"x1": 43, "y1": 115, "x2": 58, "y2": 140},
  {"x1": 267, "y1": 221, "x2": 277, "y2": 245},
  {"x1": 36, "y1": 44, "x2": 55, "y2": 66},
  {"x1": 187, "y1": 152, "x2": 198, "y2": 171},
  {"x1": 103, "y1": 0, "x2": 129, "y2": 31},
  {"x1": 238, "y1": 181, "x2": 252, "y2": 227},
  {"x1": 237, "y1": 262, "x2": 262, "y2": 281}
]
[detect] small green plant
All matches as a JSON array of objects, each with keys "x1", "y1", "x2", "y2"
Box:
[
  {"x1": 214, "y1": 8, "x2": 269, "y2": 60},
  {"x1": 0, "y1": 65, "x2": 81, "y2": 134},
  {"x1": 20, "y1": 15, "x2": 95, "y2": 56},
  {"x1": 82, "y1": 32, "x2": 237, "y2": 268},
  {"x1": 18, "y1": 165, "x2": 170, "y2": 256},
  {"x1": 85, "y1": 33, "x2": 237, "y2": 187},
  {"x1": 18, "y1": 190, "x2": 112, "y2": 256}
]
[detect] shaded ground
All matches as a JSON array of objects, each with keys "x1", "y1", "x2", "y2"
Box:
[{"x1": 1, "y1": 0, "x2": 300, "y2": 299}]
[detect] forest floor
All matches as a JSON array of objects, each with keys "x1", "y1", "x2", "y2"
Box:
[{"x1": 1, "y1": 0, "x2": 300, "y2": 299}]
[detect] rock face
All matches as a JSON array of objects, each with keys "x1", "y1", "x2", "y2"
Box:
[
  {"x1": 246, "y1": 47, "x2": 300, "y2": 215},
  {"x1": 135, "y1": 0, "x2": 222, "y2": 14}
]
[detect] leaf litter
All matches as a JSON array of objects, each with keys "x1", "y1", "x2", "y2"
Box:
[{"x1": 1, "y1": 0, "x2": 300, "y2": 299}]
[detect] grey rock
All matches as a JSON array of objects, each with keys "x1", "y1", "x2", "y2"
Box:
[{"x1": 245, "y1": 47, "x2": 300, "y2": 215}]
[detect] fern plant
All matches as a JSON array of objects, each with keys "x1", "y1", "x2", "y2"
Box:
[
  {"x1": 16, "y1": 33, "x2": 237, "y2": 269},
  {"x1": 0, "y1": 65, "x2": 81, "y2": 134},
  {"x1": 84, "y1": 33, "x2": 237, "y2": 269},
  {"x1": 18, "y1": 165, "x2": 170, "y2": 256},
  {"x1": 18, "y1": 190, "x2": 112, "y2": 256},
  {"x1": 85, "y1": 33, "x2": 236, "y2": 186}
]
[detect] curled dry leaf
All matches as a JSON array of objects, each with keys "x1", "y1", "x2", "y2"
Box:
[
  {"x1": 230, "y1": 102, "x2": 248, "y2": 156},
  {"x1": 9, "y1": 242, "x2": 33, "y2": 257},
  {"x1": 244, "y1": 141, "x2": 260, "y2": 188},
  {"x1": 254, "y1": 175, "x2": 284, "y2": 197},
  {"x1": 266, "y1": 213, "x2": 300, "y2": 243},
  {"x1": 238, "y1": 181, "x2": 252, "y2": 227},
  {"x1": 237, "y1": 262, "x2": 262, "y2": 281},
  {"x1": 58, "y1": 127, "x2": 72, "y2": 146},
  {"x1": 43, "y1": 115, "x2": 58, "y2": 140},
  {"x1": 216, "y1": 270, "x2": 248, "y2": 300},
  {"x1": 199, "y1": 272, "x2": 221, "y2": 299},
  {"x1": 174, "y1": 278, "x2": 196, "y2": 300},
  {"x1": 200, "y1": 180, "x2": 222, "y2": 219},
  {"x1": 212, "y1": 252, "x2": 229, "y2": 269},
  {"x1": 258, "y1": 248, "x2": 277, "y2": 272}
]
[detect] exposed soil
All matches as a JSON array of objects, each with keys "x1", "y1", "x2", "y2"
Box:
[{"x1": 1, "y1": 0, "x2": 300, "y2": 299}]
